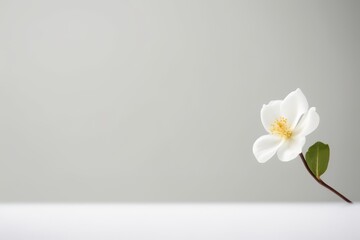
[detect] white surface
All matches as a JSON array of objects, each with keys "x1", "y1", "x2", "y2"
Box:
[{"x1": 0, "y1": 204, "x2": 358, "y2": 240}]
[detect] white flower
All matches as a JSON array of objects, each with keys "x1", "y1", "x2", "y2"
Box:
[{"x1": 253, "y1": 88, "x2": 320, "y2": 163}]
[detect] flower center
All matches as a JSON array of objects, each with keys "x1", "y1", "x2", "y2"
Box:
[{"x1": 270, "y1": 117, "x2": 292, "y2": 139}]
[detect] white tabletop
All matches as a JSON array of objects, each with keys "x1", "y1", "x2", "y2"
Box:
[{"x1": 0, "y1": 203, "x2": 358, "y2": 240}]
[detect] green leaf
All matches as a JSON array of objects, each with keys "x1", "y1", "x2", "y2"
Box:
[{"x1": 305, "y1": 142, "x2": 330, "y2": 179}]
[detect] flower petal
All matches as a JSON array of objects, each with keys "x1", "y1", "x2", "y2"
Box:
[
  {"x1": 293, "y1": 107, "x2": 320, "y2": 137},
  {"x1": 261, "y1": 100, "x2": 282, "y2": 132},
  {"x1": 280, "y1": 89, "x2": 309, "y2": 129},
  {"x1": 277, "y1": 136, "x2": 306, "y2": 162},
  {"x1": 253, "y1": 134, "x2": 283, "y2": 163}
]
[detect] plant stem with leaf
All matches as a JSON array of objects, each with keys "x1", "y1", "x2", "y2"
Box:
[{"x1": 299, "y1": 153, "x2": 352, "y2": 203}]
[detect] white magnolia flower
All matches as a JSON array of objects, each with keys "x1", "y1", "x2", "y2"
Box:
[{"x1": 253, "y1": 88, "x2": 320, "y2": 163}]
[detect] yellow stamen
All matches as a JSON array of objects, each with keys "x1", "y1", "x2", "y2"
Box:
[{"x1": 270, "y1": 117, "x2": 292, "y2": 139}]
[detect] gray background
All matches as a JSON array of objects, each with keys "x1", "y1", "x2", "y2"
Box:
[{"x1": 0, "y1": 0, "x2": 359, "y2": 202}]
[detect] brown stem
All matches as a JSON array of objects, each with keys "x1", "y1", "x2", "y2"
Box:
[{"x1": 299, "y1": 153, "x2": 352, "y2": 203}]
